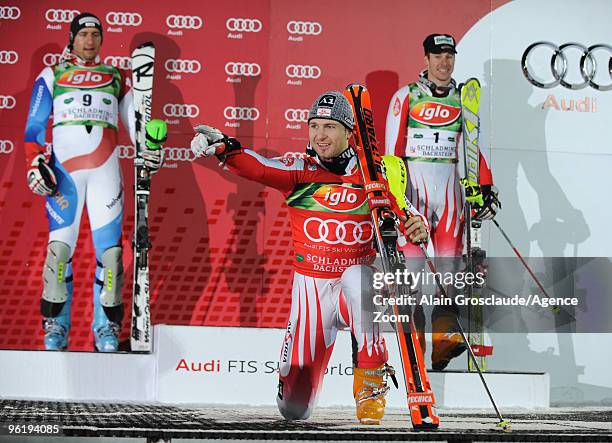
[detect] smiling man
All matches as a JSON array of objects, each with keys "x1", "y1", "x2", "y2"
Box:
[{"x1": 191, "y1": 91, "x2": 429, "y2": 424}]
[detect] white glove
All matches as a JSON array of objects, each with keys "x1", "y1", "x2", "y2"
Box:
[
  {"x1": 27, "y1": 153, "x2": 57, "y2": 196},
  {"x1": 142, "y1": 147, "x2": 165, "y2": 174},
  {"x1": 190, "y1": 125, "x2": 226, "y2": 158}
]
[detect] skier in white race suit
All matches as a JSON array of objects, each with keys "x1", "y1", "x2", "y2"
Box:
[{"x1": 191, "y1": 91, "x2": 429, "y2": 424}]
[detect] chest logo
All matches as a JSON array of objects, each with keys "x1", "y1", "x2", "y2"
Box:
[
  {"x1": 410, "y1": 101, "x2": 460, "y2": 126},
  {"x1": 313, "y1": 185, "x2": 365, "y2": 212},
  {"x1": 57, "y1": 70, "x2": 114, "y2": 89}
]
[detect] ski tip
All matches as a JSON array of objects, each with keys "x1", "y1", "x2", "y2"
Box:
[{"x1": 497, "y1": 419, "x2": 512, "y2": 432}]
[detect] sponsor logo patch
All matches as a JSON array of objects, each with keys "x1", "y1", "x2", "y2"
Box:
[
  {"x1": 56, "y1": 70, "x2": 114, "y2": 88},
  {"x1": 313, "y1": 185, "x2": 365, "y2": 212},
  {"x1": 410, "y1": 101, "x2": 460, "y2": 126}
]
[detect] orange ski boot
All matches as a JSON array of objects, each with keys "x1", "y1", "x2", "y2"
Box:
[
  {"x1": 432, "y1": 315, "x2": 467, "y2": 370},
  {"x1": 353, "y1": 363, "x2": 395, "y2": 425}
]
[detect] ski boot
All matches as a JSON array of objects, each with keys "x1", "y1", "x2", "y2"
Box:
[
  {"x1": 43, "y1": 317, "x2": 69, "y2": 351},
  {"x1": 94, "y1": 321, "x2": 120, "y2": 352},
  {"x1": 432, "y1": 315, "x2": 467, "y2": 370},
  {"x1": 353, "y1": 363, "x2": 395, "y2": 425}
]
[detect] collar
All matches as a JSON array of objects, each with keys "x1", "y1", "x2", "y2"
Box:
[
  {"x1": 306, "y1": 145, "x2": 357, "y2": 175},
  {"x1": 60, "y1": 45, "x2": 101, "y2": 67},
  {"x1": 417, "y1": 70, "x2": 457, "y2": 97}
]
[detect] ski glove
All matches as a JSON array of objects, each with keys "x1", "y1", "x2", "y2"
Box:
[
  {"x1": 473, "y1": 185, "x2": 500, "y2": 221},
  {"x1": 27, "y1": 153, "x2": 57, "y2": 196},
  {"x1": 191, "y1": 125, "x2": 241, "y2": 159},
  {"x1": 142, "y1": 119, "x2": 168, "y2": 174}
]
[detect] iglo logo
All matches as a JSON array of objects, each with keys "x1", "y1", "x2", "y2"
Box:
[
  {"x1": 0, "y1": 6, "x2": 21, "y2": 20},
  {"x1": 313, "y1": 185, "x2": 365, "y2": 212},
  {"x1": 0, "y1": 50, "x2": 18, "y2": 64},
  {"x1": 165, "y1": 59, "x2": 201, "y2": 74},
  {"x1": 163, "y1": 103, "x2": 200, "y2": 118},
  {"x1": 0, "y1": 140, "x2": 15, "y2": 154},
  {"x1": 43, "y1": 53, "x2": 62, "y2": 66},
  {"x1": 224, "y1": 62, "x2": 261, "y2": 77},
  {"x1": 303, "y1": 217, "x2": 373, "y2": 246},
  {"x1": 522, "y1": 42, "x2": 612, "y2": 91},
  {"x1": 0, "y1": 95, "x2": 16, "y2": 109},
  {"x1": 106, "y1": 11, "x2": 143, "y2": 27},
  {"x1": 104, "y1": 56, "x2": 132, "y2": 70},
  {"x1": 226, "y1": 17, "x2": 263, "y2": 33},
  {"x1": 410, "y1": 102, "x2": 460, "y2": 126},
  {"x1": 284, "y1": 108, "x2": 309, "y2": 122},
  {"x1": 286, "y1": 21, "x2": 322, "y2": 35},
  {"x1": 45, "y1": 9, "x2": 79, "y2": 23},
  {"x1": 56, "y1": 70, "x2": 114, "y2": 89},
  {"x1": 166, "y1": 15, "x2": 202, "y2": 29},
  {"x1": 285, "y1": 64, "x2": 321, "y2": 79},
  {"x1": 224, "y1": 106, "x2": 260, "y2": 121}
]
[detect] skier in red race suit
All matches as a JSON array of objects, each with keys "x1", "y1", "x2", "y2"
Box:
[
  {"x1": 191, "y1": 91, "x2": 429, "y2": 424},
  {"x1": 385, "y1": 34, "x2": 501, "y2": 369}
]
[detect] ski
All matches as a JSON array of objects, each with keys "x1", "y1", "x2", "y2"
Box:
[
  {"x1": 130, "y1": 42, "x2": 156, "y2": 352},
  {"x1": 343, "y1": 84, "x2": 439, "y2": 430},
  {"x1": 460, "y1": 78, "x2": 493, "y2": 370}
]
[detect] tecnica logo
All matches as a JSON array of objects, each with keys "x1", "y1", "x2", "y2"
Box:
[
  {"x1": 43, "y1": 53, "x2": 62, "y2": 66},
  {"x1": 165, "y1": 59, "x2": 201, "y2": 73},
  {"x1": 0, "y1": 140, "x2": 15, "y2": 154},
  {"x1": 166, "y1": 15, "x2": 202, "y2": 29},
  {"x1": 284, "y1": 108, "x2": 308, "y2": 122},
  {"x1": 285, "y1": 64, "x2": 321, "y2": 79},
  {"x1": 0, "y1": 6, "x2": 21, "y2": 20},
  {"x1": 226, "y1": 18, "x2": 262, "y2": 33},
  {"x1": 0, "y1": 50, "x2": 18, "y2": 64},
  {"x1": 287, "y1": 21, "x2": 322, "y2": 35},
  {"x1": 163, "y1": 103, "x2": 200, "y2": 118},
  {"x1": 0, "y1": 95, "x2": 16, "y2": 109},
  {"x1": 104, "y1": 56, "x2": 131, "y2": 70},
  {"x1": 106, "y1": 11, "x2": 143, "y2": 27},
  {"x1": 224, "y1": 107, "x2": 260, "y2": 121},
  {"x1": 225, "y1": 62, "x2": 261, "y2": 76},
  {"x1": 45, "y1": 9, "x2": 79, "y2": 23}
]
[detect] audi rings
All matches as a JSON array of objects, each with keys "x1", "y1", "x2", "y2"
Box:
[
  {"x1": 284, "y1": 108, "x2": 309, "y2": 122},
  {"x1": 0, "y1": 50, "x2": 18, "y2": 64},
  {"x1": 118, "y1": 145, "x2": 195, "y2": 162},
  {"x1": 43, "y1": 53, "x2": 61, "y2": 67},
  {"x1": 226, "y1": 17, "x2": 263, "y2": 33},
  {"x1": 104, "y1": 56, "x2": 131, "y2": 70},
  {"x1": 163, "y1": 103, "x2": 200, "y2": 118},
  {"x1": 165, "y1": 59, "x2": 201, "y2": 73},
  {"x1": 522, "y1": 41, "x2": 612, "y2": 91},
  {"x1": 45, "y1": 9, "x2": 78, "y2": 23},
  {"x1": 0, "y1": 6, "x2": 21, "y2": 20},
  {"x1": 225, "y1": 62, "x2": 261, "y2": 76},
  {"x1": 286, "y1": 21, "x2": 322, "y2": 35},
  {"x1": 224, "y1": 107, "x2": 260, "y2": 121},
  {"x1": 0, "y1": 95, "x2": 16, "y2": 109},
  {"x1": 166, "y1": 15, "x2": 202, "y2": 29},
  {"x1": 286, "y1": 64, "x2": 321, "y2": 79},
  {"x1": 304, "y1": 217, "x2": 373, "y2": 246},
  {"x1": 0, "y1": 140, "x2": 15, "y2": 154},
  {"x1": 106, "y1": 11, "x2": 142, "y2": 27}
]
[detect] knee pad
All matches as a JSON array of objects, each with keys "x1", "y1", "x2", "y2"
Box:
[
  {"x1": 41, "y1": 241, "x2": 71, "y2": 317},
  {"x1": 99, "y1": 246, "x2": 124, "y2": 323}
]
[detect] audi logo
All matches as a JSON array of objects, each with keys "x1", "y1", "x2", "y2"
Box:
[
  {"x1": 0, "y1": 95, "x2": 16, "y2": 109},
  {"x1": 522, "y1": 42, "x2": 612, "y2": 91},
  {"x1": 163, "y1": 103, "x2": 200, "y2": 118},
  {"x1": 303, "y1": 217, "x2": 373, "y2": 246},
  {"x1": 226, "y1": 17, "x2": 263, "y2": 33},
  {"x1": 224, "y1": 107, "x2": 260, "y2": 121},
  {"x1": 285, "y1": 64, "x2": 321, "y2": 79},
  {"x1": 165, "y1": 59, "x2": 201, "y2": 74},
  {"x1": 106, "y1": 11, "x2": 142, "y2": 27},
  {"x1": 0, "y1": 140, "x2": 15, "y2": 154},
  {"x1": 45, "y1": 9, "x2": 79, "y2": 23},
  {"x1": 43, "y1": 53, "x2": 61, "y2": 67},
  {"x1": 104, "y1": 55, "x2": 131, "y2": 70},
  {"x1": 0, "y1": 6, "x2": 21, "y2": 20},
  {"x1": 287, "y1": 21, "x2": 322, "y2": 35},
  {"x1": 118, "y1": 145, "x2": 195, "y2": 162},
  {"x1": 284, "y1": 108, "x2": 309, "y2": 122},
  {"x1": 224, "y1": 62, "x2": 261, "y2": 77},
  {"x1": 0, "y1": 50, "x2": 18, "y2": 64},
  {"x1": 166, "y1": 14, "x2": 202, "y2": 29}
]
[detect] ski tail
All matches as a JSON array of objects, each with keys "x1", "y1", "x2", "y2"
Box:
[{"x1": 343, "y1": 84, "x2": 439, "y2": 430}]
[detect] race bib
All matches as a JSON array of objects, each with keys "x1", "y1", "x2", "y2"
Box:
[
  {"x1": 406, "y1": 128, "x2": 459, "y2": 161},
  {"x1": 53, "y1": 90, "x2": 118, "y2": 127}
]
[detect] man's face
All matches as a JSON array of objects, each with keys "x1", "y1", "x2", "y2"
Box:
[
  {"x1": 308, "y1": 118, "x2": 351, "y2": 160},
  {"x1": 424, "y1": 51, "x2": 455, "y2": 86},
  {"x1": 72, "y1": 28, "x2": 102, "y2": 61}
]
